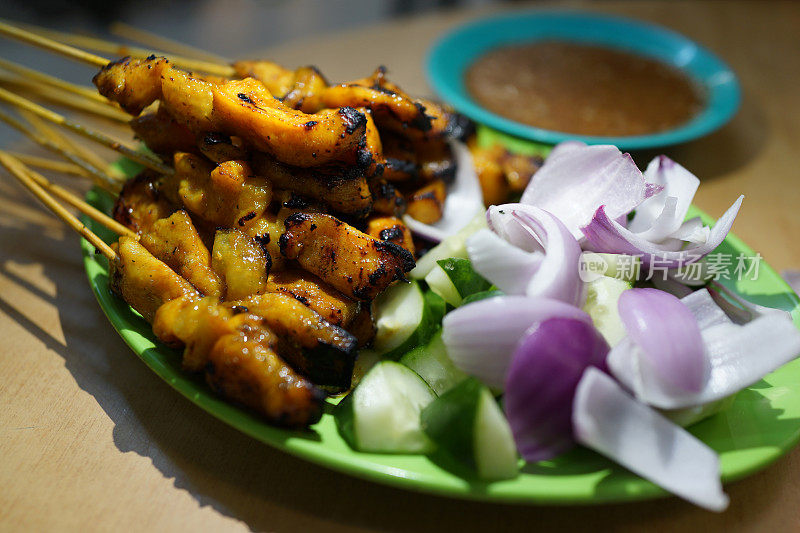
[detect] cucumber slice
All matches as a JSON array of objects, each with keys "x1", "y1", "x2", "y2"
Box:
[
  {"x1": 421, "y1": 378, "x2": 519, "y2": 480},
  {"x1": 582, "y1": 275, "x2": 633, "y2": 347},
  {"x1": 336, "y1": 361, "x2": 436, "y2": 454},
  {"x1": 411, "y1": 212, "x2": 487, "y2": 279},
  {"x1": 581, "y1": 252, "x2": 641, "y2": 283},
  {"x1": 461, "y1": 288, "x2": 503, "y2": 305},
  {"x1": 425, "y1": 258, "x2": 491, "y2": 307},
  {"x1": 372, "y1": 281, "x2": 444, "y2": 360},
  {"x1": 400, "y1": 331, "x2": 467, "y2": 395}
]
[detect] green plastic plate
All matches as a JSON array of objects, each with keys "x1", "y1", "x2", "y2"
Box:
[{"x1": 81, "y1": 187, "x2": 800, "y2": 505}]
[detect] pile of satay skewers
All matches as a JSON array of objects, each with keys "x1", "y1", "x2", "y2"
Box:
[{"x1": 0, "y1": 19, "x2": 543, "y2": 428}]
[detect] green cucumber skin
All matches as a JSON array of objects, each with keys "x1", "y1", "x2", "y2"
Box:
[
  {"x1": 461, "y1": 289, "x2": 504, "y2": 305},
  {"x1": 436, "y1": 258, "x2": 491, "y2": 301},
  {"x1": 380, "y1": 290, "x2": 445, "y2": 361},
  {"x1": 336, "y1": 361, "x2": 436, "y2": 454},
  {"x1": 335, "y1": 391, "x2": 358, "y2": 450},
  {"x1": 399, "y1": 331, "x2": 467, "y2": 395},
  {"x1": 421, "y1": 378, "x2": 485, "y2": 469}
]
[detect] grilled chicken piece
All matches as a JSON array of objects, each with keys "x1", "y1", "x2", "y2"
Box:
[
  {"x1": 94, "y1": 57, "x2": 370, "y2": 168},
  {"x1": 211, "y1": 228, "x2": 271, "y2": 301},
  {"x1": 109, "y1": 236, "x2": 200, "y2": 322},
  {"x1": 241, "y1": 211, "x2": 287, "y2": 271},
  {"x1": 266, "y1": 269, "x2": 360, "y2": 327},
  {"x1": 469, "y1": 142, "x2": 508, "y2": 207},
  {"x1": 140, "y1": 210, "x2": 222, "y2": 297},
  {"x1": 206, "y1": 324, "x2": 325, "y2": 426},
  {"x1": 282, "y1": 66, "x2": 329, "y2": 109},
  {"x1": 129, "y1": 105, "x2": 196, "y2": 158},
  {"x1": 381, "y1": 134, "x2": 417, "y2": 183},
  {"x1": 163, "y1": 153, "x2": 272, "y2": 228},
  {"x1": 366, "y1": 215, "x2": 415, "y2": 255},
  {"x1": 214, "y1": 78, "x2": 370, "y2": 168},
  {"x1": 238, "y1": 292, "x2": 357, "y2": 391},
  {"x1": 502, "y1": 152, "x2": 543, "y2": 192},
  {"x1": 279, "y1": 212, "x2": 415, "y2": 300},
  {"x1": 250, "y1": 152, "x2": 372, "y2": 217},
  {"x1": 153, "y1": 295, "x2": 324, "y2": 427},
  {"x1": 232, "y1": 60, "x2": 295, "y2": 96},
  {"x1": 405, "y1": 179, "x2": 446, "y2": 224},
  {"x1": 467, "y1": 140, "x2": 544, "y2": 199},
  {"x1": 368, "y1": 178, "x2": 405, "y2": 217},
  {"x1": 415, "y1": 139, "x2": 456, "y2": 183},
  {"x1": 196, "y1": 131, "x2": 249, "y2": 163},
  {"x1": 113, "y1": 172, "x2": 175, "y2": 233}
]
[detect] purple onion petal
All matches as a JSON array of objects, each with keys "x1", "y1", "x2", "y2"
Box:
[
  {"x1": 573, "y1": 368, "x2": 729, "y2": 511},
  {"x1": 609, "y1": 296, "x2": 800, "y2": 409},
  {"x1": 617, "y1": 288, "x2": 707, "y2": 393},
  {"x1": 520, "y1": 143, "x2": 655, "y2": 240},
  {"x1": 475, "y1": 204, "x2": 584, "y2": 306},
  {"x1": 628, "y1": 156, "x2": 700, "y2": 241},
  {"x1": 504, "y1": 318, "x2": 609, "y2": 462},
  {"x1": 581, "y1": 196, "x2": 744, "y2": 268},
  {"x1": 442, "y1": 296, "x2": 592, "y2": 390}
]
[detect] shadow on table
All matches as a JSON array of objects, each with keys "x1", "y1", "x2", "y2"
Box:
[{"x1": 630, "y1": 87, "x2": 768, "y2": 181}]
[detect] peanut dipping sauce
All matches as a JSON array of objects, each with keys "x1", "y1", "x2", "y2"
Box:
[{"x1": 465, "y1": 41, "x2": 706, "y2": 137}]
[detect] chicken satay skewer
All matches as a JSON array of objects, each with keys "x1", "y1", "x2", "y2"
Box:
[
  {"x1": 0, "y1": 87, "x2": 172, "y2": 174},
  {"x1": 0, "y1": 20, "x2": 234, "y2": 77},
  {"x1": 0, "y1": 108, "x2": 120, "y2": 192},
  {"x1": 0, "y1": 151, "x2": 117, "y2": 260},
  {"x1": 109, "y1": 22, "x2": 230, "y2": 65}
]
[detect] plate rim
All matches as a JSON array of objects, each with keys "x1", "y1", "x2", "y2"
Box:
[
  {"x1": 426, "y1": 9, "x2": 742, "y2": 150},
  {"x1": 81, "y1": 192, "x2": 800, "y2": 505}
]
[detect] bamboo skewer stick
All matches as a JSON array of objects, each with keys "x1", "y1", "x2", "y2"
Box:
[
  {"x1": 0, "y1": 57, "x2": 106, "y2": 102},
  {"x1": 0, "y1": 20, "x2": 109, "y2": 68},
  {"x1": 6, "y1": 152, "x2": 86, "y2": 177},
  {"x1": 0, "y1": 78, "x2": 130, "y2": 123},
  {"x1": 0, "y1": 151, "x2": 117, "y2": 260},
  {"x1": 0, "y1": 86, "x2": 173, "y2": 175},
  {"x1": 109, "y1": 21, "x2": 230, "y2": 64},
  {"x1": 0, "y1": 108, "x2": 120, "y2": 193},
  {"x1": 24, "y1": 165, "x2": 136, "y2": 238},
  {"x1": 18, "y1": 107, "x2": 109, "y2": 173},
  {"x1": 0, "y1": 19, "x2": 234, "y2": 77}
]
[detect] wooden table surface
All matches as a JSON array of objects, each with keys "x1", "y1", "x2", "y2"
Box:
[{"x1": 2, "y1": 1, "x2": 799, "y2": 531}]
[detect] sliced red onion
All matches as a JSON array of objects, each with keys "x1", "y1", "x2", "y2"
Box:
[
  {"x1": 609, "y1": 305, "x2": 800, "y2": 409},
  {"x1": 581, "y1": 195, "x2": 744, "y2": 268},
  {"x1": 617, "y1": 289, "x2": 707, "y2": 393},
  {"x1": 504, "y1": 318, "x2": 609, "y2": 462},
  {"x1": 627, "y1": 156, "x2": 700, "y2": 242},
  {"x1": 651, "y1": 275, "x2": 694, "y2": 298},
  {"x1": 681, "y1": 288, "x2": 733, "y2": 329},
  {"x1": 520, "y1": 142, "x2": 657, "y2": 240},
  {"x1": 474, "y1": 204, "x2": 584, "y2": 306},
  {"x1": 466, "y1": 230, "x2": 543, "y2": 295},
  {"x1": 441, "y1": 296, "x2": 591, "y2": 390},
  {"x1": 573, "y1": 367, "x2": 729, "y2": 512},
  {"x1": 403, "y1": 141, "x2": 484, "y2": 242},
  {"x1": 707, "y1": 280, "x2": 791, "y2": 323}
]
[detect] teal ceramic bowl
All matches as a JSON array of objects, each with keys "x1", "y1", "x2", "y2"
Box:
[{"x1": 427, "y1": 11, "x2": 741, "y2": 149}]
